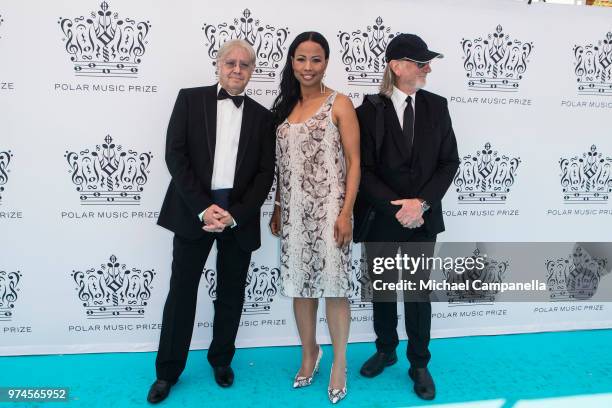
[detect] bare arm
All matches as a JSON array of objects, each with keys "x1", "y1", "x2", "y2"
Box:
[
  {"x1": 269, "y1": 167, "x2": 281, "y2": 237},
  {"x1": 334, "y1": 94, "x2": 360, "y2": 216},
  {"x1": 333, "y1": 94, "x2": 361, "y2": 246}
]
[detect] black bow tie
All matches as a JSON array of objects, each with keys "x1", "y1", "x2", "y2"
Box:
[{"x1": 217, "y1": 88, "x2": 244, "y2": 108}]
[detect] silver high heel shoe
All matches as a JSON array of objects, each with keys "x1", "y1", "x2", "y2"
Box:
[
  {"x1": 327, "y1": 364, "x2": 347, "y2": 404},
  {"x1": 293, "y1": 346, "x2": 323, "y2": 388}
]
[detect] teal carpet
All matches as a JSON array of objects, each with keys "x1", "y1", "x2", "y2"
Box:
[{"x1": 2, "y1": 330, "x2": 612, "y2": 407}]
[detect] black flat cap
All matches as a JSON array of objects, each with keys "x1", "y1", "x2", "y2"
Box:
[{"x1": 385, "y1": 33, "x2": 444, "y2": 63}]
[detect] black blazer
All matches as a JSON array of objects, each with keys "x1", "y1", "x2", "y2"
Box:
[
  {"x1": 355, "y1": 90, "x2": 459, "y2": 241},
  {"x1": 157, "y1": 85, "x2": 275, "y2": 251}
]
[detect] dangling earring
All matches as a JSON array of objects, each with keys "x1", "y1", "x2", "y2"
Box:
[{"x1": 320, "y1": 74, "x2": 327, "y2": 94}]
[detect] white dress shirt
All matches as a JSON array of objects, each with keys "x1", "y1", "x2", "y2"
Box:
[
  {"x1": 198, "y1": 84, "x2": 244, "y2": 226},
  {"x1": 390, "y1": 86, "x2": 427, "y2": 208},
  {"x1": 390, "y1": 86, "x2": 416, "y2": 130},
  {"x1": 211, "y1": 83, "x2": 243, "y2": 189}
]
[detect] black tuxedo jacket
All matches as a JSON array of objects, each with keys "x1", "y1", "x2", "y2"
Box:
[
  {"x1": 157, "y1": 85, "x2": 275, "y2": 251},
  {"x1": 355, "y1": 90, "x2": 459, "y2": 241}
]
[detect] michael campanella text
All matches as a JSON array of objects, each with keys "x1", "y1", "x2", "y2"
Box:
[{"x1": 373, "y1": 279, "x2": 547, "y2": 292}]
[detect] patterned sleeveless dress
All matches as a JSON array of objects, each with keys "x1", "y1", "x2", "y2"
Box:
[{"x1": 275, "y1": 92, "x2": 351, "y2": 298}]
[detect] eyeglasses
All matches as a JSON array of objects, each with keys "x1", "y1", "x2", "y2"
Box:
[
  {"x1": 222, "y1": 59, "x2": 253, "y2": 70},
  {"x1": 399, "y1": 58, "x2": 430, "y2": 69}
]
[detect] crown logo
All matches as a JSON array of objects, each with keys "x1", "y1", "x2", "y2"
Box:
[
  {"x1": 58, "y1": 2, "x2": 151, "y2": 78},
  {"x1": 337, "y1": 17, "x2": 398, "y2": 86},
  {"x1": 65, "y1": 135, "x2": 152, "y2": 205},
  {"x1": 203, "y1": 262, "x2": 280, "y2": 315},
  {"x1": 0, "y1": 150, "x2": 12, "y2": 204},
  {"x1": 443, "y1": 249, "x2": 508, "y2": 304},
  {"x1": 560, "y1": 145, "x2": 612, "y2": 203},
  {"x1": 546, "y1": 246, "x2": 608, "y2": 301},
  {"x1": 202, "y1": 9, "x2": 290, "y2": 83},
  {"x1": 461, "y1": 25, "x2": 533, "y2": 91},
  {"x1": 574, "y1": 32, "x2": 612, "y2": 95},
  {"x1": 71, "y1": 255, "x2": 155, "y2": 319},
  {"x1": 453, "y1": 142, "x2": 521, "y2": 203},
  {"x1": 348, "y1": 257, "x2": 373, "y2": 311},
  {"x1": 0, "y1": 270, "x2": 21, "y2": 322}
]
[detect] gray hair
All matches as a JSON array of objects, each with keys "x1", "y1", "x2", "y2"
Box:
[
  {"x1": 216, "y1": 39, "x2": 256, "y2": 67},
  {"x1": 379, "y1": 64, "x2": 396, "y2": 98}
]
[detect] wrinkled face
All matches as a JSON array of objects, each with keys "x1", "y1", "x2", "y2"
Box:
[
  {"x1": 291, "y1": 40, "x2": 328, "y2": 87},
  {"x1": 218, "y1": 46, "x2": 254, "y2": 94},
  {"x1": 390, "y1": 59, "x2": 432, "y2": 91}
]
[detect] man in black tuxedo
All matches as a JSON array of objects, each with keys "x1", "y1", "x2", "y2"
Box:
[
  {"x1": 147, "y1": 39, "x2": 275, "y2": 403},
  {"x1": 355, "y1": 34, "x2": 459, "y2": 400}
]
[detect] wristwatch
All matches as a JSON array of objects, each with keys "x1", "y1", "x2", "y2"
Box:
[{"x1": 420, "y1": 200, "x2": 430, "y2": 212}]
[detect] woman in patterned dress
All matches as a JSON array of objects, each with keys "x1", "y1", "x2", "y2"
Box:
[{"x1": 269, "y1": 32, "x2": 360, "y2": 403}]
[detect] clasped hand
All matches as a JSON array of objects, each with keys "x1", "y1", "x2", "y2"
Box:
[
  {"x1": 391, "y1": 198, "x2": 424, "y2": 229},
  {"x1": 202, "y1": 204, "x2": 234, "y2": 233}
]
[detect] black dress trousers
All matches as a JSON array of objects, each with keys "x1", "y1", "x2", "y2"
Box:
[
  {"x1": 155, "y1": 229, "x2": 251, "y2": 381},
  {"x1": 365, "y1": 231, "x2": 436, "y2": 368}
]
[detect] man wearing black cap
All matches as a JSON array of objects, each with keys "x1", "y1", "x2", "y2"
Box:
[{"x1": 354, "y1": 34, "x2": 459, "y2": 400}]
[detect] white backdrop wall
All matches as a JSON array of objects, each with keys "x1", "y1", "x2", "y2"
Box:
[{"x1": 1, "y1": 0, "x2": 611, "y2": 356}]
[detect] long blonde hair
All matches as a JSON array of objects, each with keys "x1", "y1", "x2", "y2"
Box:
[{"x1": 379, "y1": 64, "x2": 396, "y2": 97}]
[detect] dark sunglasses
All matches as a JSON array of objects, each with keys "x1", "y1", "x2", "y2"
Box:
[{"x1": 399, "y1": 58, "x2": 430, "y2": 69}]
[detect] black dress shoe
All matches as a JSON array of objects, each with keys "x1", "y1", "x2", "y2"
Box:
[
  {"x1": 146, "y1": 379, "x2": 177, "y2": 404},
  {"x1": 408, "y1": 367, "x2": 436, "y2": 400},
  {"x1": 213, "y1": 366, "x2": 234, "y2": 388},
  {"x1": 359, "y1": 351, "x2": 398, "y2": 378}
]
